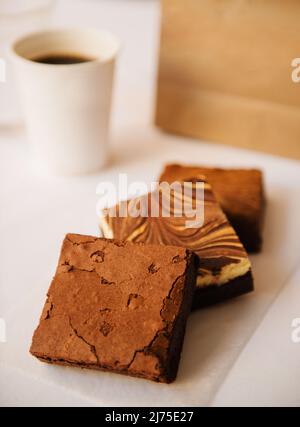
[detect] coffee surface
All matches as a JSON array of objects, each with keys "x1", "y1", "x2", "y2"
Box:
[{"x1": 32, "y1": 53, "x2": 94, "y2": 65}]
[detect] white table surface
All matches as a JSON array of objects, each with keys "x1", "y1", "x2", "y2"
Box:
[{"x1": 1, "y1": 0, "x2": 300, "y2": 407}]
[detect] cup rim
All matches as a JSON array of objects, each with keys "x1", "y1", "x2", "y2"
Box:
[{"x1": 10, "y1": 27, "x2": 121, "y2": 68}]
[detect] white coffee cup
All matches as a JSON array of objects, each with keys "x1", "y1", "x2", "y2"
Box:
[{"x1": 11, "y1": 28, "x2": 120, "y2": 175}]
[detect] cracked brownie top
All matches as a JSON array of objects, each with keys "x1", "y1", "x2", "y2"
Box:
[{"x1": 30, "y1": 234, "x2": 197, "y2": 382}]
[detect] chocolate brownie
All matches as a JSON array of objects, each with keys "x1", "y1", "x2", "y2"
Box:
[
  {"x1": 30, "y1": 234, "x2": 198, "y2": 383},
  {"x1": 99, "y1": 179, "x2": 254, "y2": 309},
  {"x1": 159, "y1": 164, "x2": 265, "y2": 253}
]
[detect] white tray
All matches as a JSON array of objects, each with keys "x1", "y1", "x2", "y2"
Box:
[{"x1": 1, "y1": 0, "x2": 300, "y2": 406}]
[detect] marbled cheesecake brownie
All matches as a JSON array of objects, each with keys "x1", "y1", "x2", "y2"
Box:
[{"x1": 99, "y1": 180, "x2": 254, "y2": 309}]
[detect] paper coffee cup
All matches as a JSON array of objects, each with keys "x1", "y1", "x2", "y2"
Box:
[{"x1": 11, "y1": 28, "x2": 120, "y2": 175}]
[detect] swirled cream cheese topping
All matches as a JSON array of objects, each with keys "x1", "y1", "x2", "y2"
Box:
[{"x1": 99, "y1": 180, "x2": 251, "y2": 288}]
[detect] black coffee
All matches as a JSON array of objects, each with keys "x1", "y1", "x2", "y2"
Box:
[{"x1": 32, "y1": 53, "x2": 94, "y2": 65}]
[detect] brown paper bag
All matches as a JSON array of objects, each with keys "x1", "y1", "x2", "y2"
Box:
[{"x1": 156, "y1": 0, "x2": 300, "y2": 159}]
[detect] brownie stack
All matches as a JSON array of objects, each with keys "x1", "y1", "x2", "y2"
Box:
[{"x1": 30, "y1": 163, "x2": 265, "y2": 383}]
